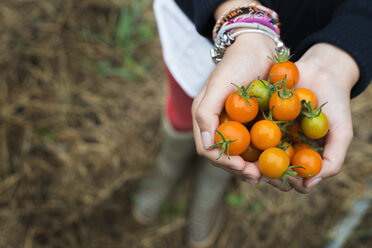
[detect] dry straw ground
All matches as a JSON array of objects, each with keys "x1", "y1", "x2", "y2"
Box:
[{"x1": 0, "y1": 1, "x2": 371, "y2": 248}]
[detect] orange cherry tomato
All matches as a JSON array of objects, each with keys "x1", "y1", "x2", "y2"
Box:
[
  {"x1": 215, "y1": 121, "x2": 250, "y2": 156},
  {"x1": 269, "y1": 61, "x2": 299, "y2": 89},
  {"x1": 294, "y1": 88, "x2": 317, "y2": 109},
  {"x1": 258, "y1": 147, "x2": 290, "y2": 179},
  {"x1": 219, "y1": 110, "x2": 232, "y2": 124},
  {"x1": 280, "y1": 142, "x2": 295, "y2": 162},
  {"x1": 225, "y1": 91, "x2": 259, "y2": 123},
  {"x1": 250, "y1": 120, "x2": 281, "y2": 150},
  {"x1": 240, "y1": 144, "x2": 262, "y2": 162},
  {"x1": 292, "y1": 149, "x2": 322, "y2": 178},
  {"x1": 293, "y1": 143, "x2": 311, "y2": 154},
  {"x1": 269, "y1": 92, "x2": 301, "y2": 121}
]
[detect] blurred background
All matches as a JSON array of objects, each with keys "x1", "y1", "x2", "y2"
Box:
[{"x1": 0, "y1": 0, "x2": 371, "y2": 247}]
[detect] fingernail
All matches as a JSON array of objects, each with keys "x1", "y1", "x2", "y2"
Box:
[
  {"x1": 201, "y1": 132, "x2": 213, "y2": 149},
  {"x1": 307, "y1": 178, "x2": 322, "y2": 188}
]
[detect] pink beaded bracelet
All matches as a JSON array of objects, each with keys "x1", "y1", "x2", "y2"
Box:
[{"x1": 226, "y1": 16, "x2": 280, "y2": 35}]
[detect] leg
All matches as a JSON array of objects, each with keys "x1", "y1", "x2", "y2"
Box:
[
  {"x1": 132, "y1": 65, "x2": 195, "y2": 224},
  {"x1": 188, "y1": 159, "x2": 232, "y2": 248}
]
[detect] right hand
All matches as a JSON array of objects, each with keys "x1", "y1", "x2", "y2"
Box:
[{"x1": 192, "y1": 33, "x2": 276, "y2": 184}]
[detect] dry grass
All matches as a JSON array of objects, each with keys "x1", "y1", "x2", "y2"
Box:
[{"x1": 0, "y1": 0, "x2": 371, "y2": 248}]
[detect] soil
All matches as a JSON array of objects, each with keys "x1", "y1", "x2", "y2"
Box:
[{"x1": 0, "y1": 1, "x2": 371, "y2": 248}]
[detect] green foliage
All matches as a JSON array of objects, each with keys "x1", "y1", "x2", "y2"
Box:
[
  {"x1": 349, "y1": 228, "x2": 372, "y2": 239},
  {"x1": 96, "y1": 60, "x2": 142, "y2": 81},
  {"x1": 36, "y1": 126, "x2": 55, "y2": 142},
  {"x1": 109, "y1": 0, "x2": 154, "y2": 80},
  {"x1": 81, "y1": 0, "x2": 154, "y2": 81},
  {"x1": 226, "y1": 192, "x2": 244, "y2": 208},
  {"x1": 160, "y1": 198, "x2": 189, "y2": 221},
  {"x1": 246, "y1": 200, "x2": 263, "y2": 213}
]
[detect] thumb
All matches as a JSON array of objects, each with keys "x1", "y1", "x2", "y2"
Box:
[
  {"x1": 194, "y1": 81, "x2": 230, "y2": 149},
  {"x1": 304, "y1": 125, "x2": 353, "y2": 189}
]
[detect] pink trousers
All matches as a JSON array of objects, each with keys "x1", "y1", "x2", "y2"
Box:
[{"x1": 164, "y1": 65, "x2": 194, "y2": 132}]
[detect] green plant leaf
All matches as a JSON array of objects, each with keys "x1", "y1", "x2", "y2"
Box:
[{"x1": 226, "y1": 192, "x2": 243, "y2": 208}]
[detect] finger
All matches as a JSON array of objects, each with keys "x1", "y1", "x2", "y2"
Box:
[
  {"x1": 194, "y1": 80, "x2": 231, "y2": 149},
  {"x1": 210, "y1": 155, "x2": 261, "y2": 181},
  {"x1": 194, "y1": 60, "x2": 259, "y2": 149},
  {"x1": 241, "y1": 161, "x2": 261, "y2": 180},
  {"x1": 241, "y1": 161, "x2": 262, "y2": 181},
  {"x1": 208, "y1": 152, "x2": 246, "y2": 171},
  {"x1": 235, "y1": 174, "x2": 261, "y2": 185},
  {"x1": 193, "y1": 107, "x2": 246, "y2": 172},
  {"x1": 286, "y1": 175, "x2": 311, "y2": 194},
  {"x1": 191, "y1": 79, "x2": 213, "y2": 149},
  {"x1": 192, "y1": 83, "x2": 249, "y2": 172},
  {"x1": 304, "y1": 125, "x2": 353, "y2": 189},
  {"x1": 194, "y1": 115, "x2": 261, "y2": 179},
  {"x1": 263, "y1": 177, "x2": 293, "y2": 192},
  {"x1": 310, "y1": 126, "x2": 352, "y2": 186},
  {"x1": 225, "y1": 168, "x2": 246, "y2": 178}
]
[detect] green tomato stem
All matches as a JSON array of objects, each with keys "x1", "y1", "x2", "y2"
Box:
[{"x1": 209, "y1": 130, "x2": 237, "y2": 160}]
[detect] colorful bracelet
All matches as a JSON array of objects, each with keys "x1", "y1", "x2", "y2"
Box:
[
  {"x1": 211, "y1": 22, "x2": 287, "y2": 64},
  {"x1": 225, "y1": 16, "x2": 280, "y2": 35},
  {"x1": 213, "y1": 3, "x2": 279, "y2": 41}
]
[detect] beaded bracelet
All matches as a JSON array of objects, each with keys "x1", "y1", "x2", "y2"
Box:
[
  {"x1": 211, "y1": 22, "x2": 287, "y2": 64},
  {"x1": 223, "y1": 16, "x2": 280, "y2": 37},
  {"x1": 213, "y1": 3, "x2": 279, "y2": 41}
]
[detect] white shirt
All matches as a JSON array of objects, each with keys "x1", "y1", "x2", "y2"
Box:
[{"x1": 153, "y1": 0, "x2": 215, "y2": 98}]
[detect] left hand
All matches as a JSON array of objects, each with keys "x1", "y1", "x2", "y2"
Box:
[{"x1": 266, "y1": 43, "x2": 360, "y2": 193}]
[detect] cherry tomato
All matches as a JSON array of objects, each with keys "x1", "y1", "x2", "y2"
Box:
[
  {"x1": 258, "y1": 147, "x2": 290, "y2": 179},
  {"x1": 294, "y1": 88, "x2": 317, "y2": 109},
  {"x1": 225, "y1": 83, "x2": 260, "y2": 123},
  {"x1": 240, "y1": 144, "x2": 262, "y2": 162},
  {"x1": 301, "y1": 112, "x2": 329, "y2": 139},
  {"x1": 292, "y1": 149, "x2": 322, "y2": 178},
  {"x1": 279, "y1": 142, "x2": 295, "y2": 162},
  {"x1": 245, "y1": 111, "x2": 266, "y2": 130},
  {"x1": 215, "y1": 121, "x2": 250, "y2": 156},
  {"x1": 219, "y1": 110, "x2": 232, "y2": 124},
  {"x1": 293, "y1": 143, "x2": 311, "y2": 154},
  {"x1": 269, "y1": 61, "x2": 299, "y2": 89},
  {"x1": 250, "y1": 120, "x2": 281, "y2": 150},
  {"x1": 249, "y1": 79, "x2": 270, "y2": 110},
  {"x1": 269, "y1": 91, "x2": 301, "y2": 121}
]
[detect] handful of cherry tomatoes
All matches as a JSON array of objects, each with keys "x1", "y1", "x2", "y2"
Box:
[{"x1": 212, "y1": 51, "x2": 329, "y2": 187}]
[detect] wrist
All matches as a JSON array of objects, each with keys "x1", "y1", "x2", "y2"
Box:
[
  {"x1": 220, "y1": 33, "x2": 275, "y2": 80},
  {"x1": 233, "y1": 30, "x2": 276, "y2": 56}
]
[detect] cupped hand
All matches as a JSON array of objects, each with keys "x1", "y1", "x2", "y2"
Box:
[
  {"x1": 267, "y1": 43, "x2": 360, "y2": 193},
  {"x1": 192, "y1": 33, "x2": 276, "y2": 183}
]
